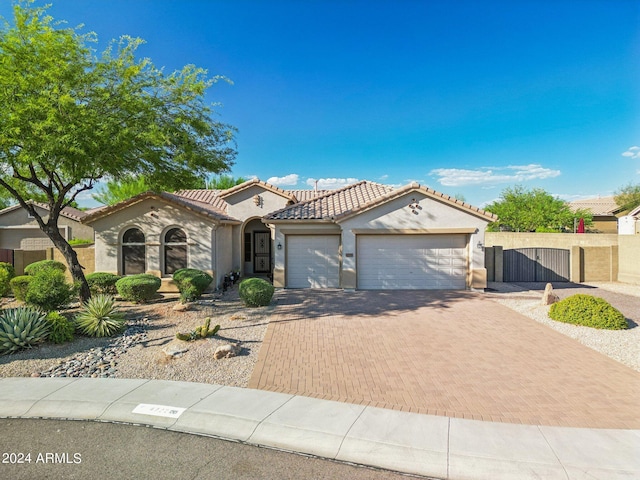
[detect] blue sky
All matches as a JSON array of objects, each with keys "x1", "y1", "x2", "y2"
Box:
[{"x1": 2, "y1": 0, "x2": 639, "y2": 208}]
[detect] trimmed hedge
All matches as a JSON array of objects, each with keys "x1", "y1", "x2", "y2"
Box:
[
  {"x1": 115, "y1": 274, "x2": 161, "y2": 303},
  {"x1": 10, "y1": 276, "x2": 32, "y2": 302},
  {"x1": 172, "y1": 268, "x2": 213, "y2": 302},
  {"x1": 24, "y1": 259, "x2": 66, "y2": 276},
  {"x1": 86, "y1": 272, "x2": 122, "y2": 295},
  {"x1": 25, "y1": 268, "x2": 75, "y2": 312},
  {"x1": 238, "y1": 278, "x2": 274, "y2": 307},
  {"x1": 0, "y1": 262, "x2": 16, "y2": 297},
  {"x1": 548, "y1": 294, "x2": 628, "y2": 330}
]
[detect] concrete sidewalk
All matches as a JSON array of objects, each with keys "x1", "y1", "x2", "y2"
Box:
[{"x1": 1, "y1": 378, "x2": 638, "y2": 480}]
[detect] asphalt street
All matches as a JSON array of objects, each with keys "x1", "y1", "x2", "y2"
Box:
[{"x1": 0, "y1": 418, "x2": 431, "y2": 480}]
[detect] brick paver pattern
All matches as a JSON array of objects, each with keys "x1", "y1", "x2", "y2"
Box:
[{"x1": 249, "y1": 290, "x2": 640, "y2": 429}]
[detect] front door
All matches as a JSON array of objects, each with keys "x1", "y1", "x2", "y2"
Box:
[{"x1": 253, "y1": 231, "x2": 271, "y2": 273}]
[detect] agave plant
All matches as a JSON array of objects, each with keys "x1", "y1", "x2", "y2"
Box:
[
  {"x1": 75, "y1": 294, "x2": 126, "y2": 337},
  {"x1": 0, "y1": 307, "x2": 50, "y2": 355}
]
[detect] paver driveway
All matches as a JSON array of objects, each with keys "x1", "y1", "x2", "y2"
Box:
[{"x1": 249, "y1": 290, "x2": 640, "y2": 429}]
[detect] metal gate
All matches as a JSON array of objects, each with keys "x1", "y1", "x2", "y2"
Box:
[
  {"x1": 0, "y1": 249, "x2": 13, "y2": 265},
  {"x1": 503, "y1": 248, "x2": 570, "y2": 282}
]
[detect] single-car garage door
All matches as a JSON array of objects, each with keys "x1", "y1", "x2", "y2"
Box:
[
  {"x1": 286, "y1": 235, "x2": 340, "y2": 288},
  {"x1": 357, "y1": 234, "x2": 468, "y2": 289}
]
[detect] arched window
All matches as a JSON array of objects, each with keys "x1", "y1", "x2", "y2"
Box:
[
  {"x1": 164, "y1": 227, "x2": 187, "y2": 275},
  {"x1": 122, "y1": 227, "x2": 146, "y2": 275}
]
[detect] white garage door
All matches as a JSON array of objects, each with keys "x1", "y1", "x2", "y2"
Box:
[
  {"x1": 357, "y1": 235, "x2": 467, "y2": 290},
  {"x1": 286, "y1": 235, "x2": 340, "y2": 288}
]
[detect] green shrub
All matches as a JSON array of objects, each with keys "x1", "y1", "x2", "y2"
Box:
[
  {"x1": 46, "y1": 311, "x2": 75, "y2": 344},
  {"x1": 115, "y1": 274, "x2": 161, "y2": 303},
  {"x1": 86, "y1": 272, "x2": 122, "y2": 295},
  {"x1": 0, "y1": 306, "x2": 50, "y2": 355},
  {"x1": 172, "y1": 268, "x2": 213, "y2": 302},
  {"x1": 0, "y1": 262, "x2": 16, "y2": 297},
  {"x1": 25, "y1": 269, "x2": 75, "y2": 311},
  {"x1": 75, "y1": 294, "x2": 126, "y2": 337},
  {"x1": 10, "y1": 276, "x2": 32, "y2": 301},
  {"x1": 238, "y1": 278, "x2": 275, "y2": 307},
  {"x1": 549, "y1": 294, "x2": 628, "y2": 330},
  {"x1": 68, "y1": 238, "x2": 93, "y2": 245},
  {"x1": 24, "y1": 259, "x2": 66, "y2": 276}
]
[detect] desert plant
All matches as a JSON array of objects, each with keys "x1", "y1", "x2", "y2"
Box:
[
  {"x1": 24, "y1": 268, "x2": 75, "y2": 312},
  {"x1": 46, "y1": 311, "x2": 75, "y2": 344},
  {"x1": 75, "y1": 294, "x2": 126, "y2": 337},
  {"x1": 175, "y1": 317, "x2": 220, "y2": 341},
  {"x1": 115, "y1": 274, "x2": 161, "y2": 303},
  {"x1": 0, "y1": 262, "x2": 16, "y2": 297},
  {"x1": 86, "y1": 272, "x2": 122, "y2": 295},
  {"x1": 0, "y1": 306, "x2": 50, "y2": 354},
  {"x1": 238, "y1": 277, "x2": 274, "y2": 307},
  {"x1": 172, "y1": 268, "x2": 213, "y2": 302},
  {"x1": 24, "y1": 259, "x2": 66, "y2": 276},
  {"x1": 549, "y1": 294, "x2": 628, "y2": 330},
  {"x1": 9, "y1": 275, "x2": 32, "y2": 302}
]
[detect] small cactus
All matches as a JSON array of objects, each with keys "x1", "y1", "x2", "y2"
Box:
[{"x1": 176, "y1": 317, "x2": 220, "y2": 342}]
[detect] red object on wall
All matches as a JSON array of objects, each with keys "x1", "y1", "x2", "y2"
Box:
[{"x1": 577, "y1": 217, "x2": 585, "y2": 233}]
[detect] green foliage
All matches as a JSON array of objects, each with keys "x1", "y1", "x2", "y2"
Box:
[
  {"x1": 549, "y1": 294, "x2": 628, "y2": 330},
  {"x1": 239, "y1": 278, "x2": 275, "y2": 307},
  {"x1": 9, "y1": 275, "x2": 32, "y2": 301},
  {"x1": 68, "y1": 238, "x2": 93, "y2": 245},
  {"x1": 0, "y1": 262, "x2": 16, "y2": 297},
  {"x1": 175, "y1": 317, "x2": 220, "y2": 341},
  {"x1": 24, "y1": 260, "x2": 67, "y2": 276},
  {"x1": 75, "y1": 294, "x2": 126, "y2": 337},
  {"x1": 206, "y1": 175, "x2": 247, "y2": 190},
  {"x1": 614, "y1": 183, "x2": 640, "y2": 214},
  {"x1": 25, "y1": 269, "x2": 75, "y2": 311},
  {"x1": 0, "y1": 2, "x2": 236, "y2": 302},
  {"x1": 115, "y1": 274, "x2": 161, "y2": 303},
  {"x1": 92, "y1": 175, "x2": 150, "y2": 205},
  {"x1": 172, "y1": 268, "x2": 213, "y2": 302},
  {"x1": 45, "y1": 311, "x2": 75, "y2": 344},
  {"x1": 0, "y1": 306, "x2": 50, "y2": 354},
  {"x1": 485, "y1": 185, "x2": 593, "y2": 232},
  {"x1": 86, "y1": 272, "x2": 122, "y2": 295}
]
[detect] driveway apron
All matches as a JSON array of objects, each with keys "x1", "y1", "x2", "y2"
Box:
[{"x1": 249, "y1": 290, "x2": 640, "y2": 429}]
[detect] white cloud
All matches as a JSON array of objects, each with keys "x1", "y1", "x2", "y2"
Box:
[
  {"x1": 266, "y1": 173, "x2": 299, "y2": 186},
  {"x1": 429, "y1": 164, "x2": 561, "y2": 187},
  {"x1": 622, "y1": 146, "x2": 640, "y2": 159},
  {"x1": 306, "y1": 177, "x2": 359, "y2": 190}
]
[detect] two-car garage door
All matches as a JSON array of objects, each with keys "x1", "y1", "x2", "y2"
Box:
[{"x1": 357, "y1": 234, "x2": 468, "y2": 289}]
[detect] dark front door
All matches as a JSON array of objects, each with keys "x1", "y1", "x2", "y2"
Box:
[{"x1": 253, "y1": 231, "x2": 271, "y2": 273}]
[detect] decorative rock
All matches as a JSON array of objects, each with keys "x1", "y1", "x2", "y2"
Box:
[
  {"x1": 173, "y1": 302, "x2": 191, "y2": 312},
  {"x1": 162, "y1": 342, "x2": 189, "y2": 358},
  {"x1": 541, "y1": 283, "x2": 559, "y2": 305},
  {"x1": 213, "y1": 342, "x2": 242, "y2": 360},
  {"x1": 30, "y1": 372, "x2": 40, "y2": 378}
]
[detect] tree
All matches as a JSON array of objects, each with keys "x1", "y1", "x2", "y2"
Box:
[
  {"x1": 0, "y1": 2, "x2": 236, "y2": 301},
  {"x1": 205, "y1": 174, "x2": 247, "y2": 190},
  {"x1": 614, "y1": 183, "x2": 640, "y2": 214},
  {"x1": 485, "y1": 185, "x2": 592, "y2": 232}
]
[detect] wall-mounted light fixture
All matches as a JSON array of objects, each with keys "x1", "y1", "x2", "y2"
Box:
[
  {"x1": 477, "y1": 241, "x2": 484, "y2": 249},
  {"x1": 253, "y1": 194, "x2": 262, "y2": 206},
  {"x1": 277, "y1": 242, "x2": 282, "y2": 250}
]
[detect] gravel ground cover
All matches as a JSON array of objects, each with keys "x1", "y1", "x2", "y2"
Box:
[
  {"x1": 487, "y1": 281, "x2": 640, "y2": 372},
  {"x1": 0, "y1": 286, "x2": 274, "y2": 387}
]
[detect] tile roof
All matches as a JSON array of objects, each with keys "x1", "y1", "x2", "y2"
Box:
[
  {"x1": 218, "y1": 178, "x2": 297, "y2": 202},
  {"x1": 265, "y1": 181, "x2": 497, "y2": 222},
  {"x1": 288, "y1": 190, "x2": 331, "y2": 202},
  {"x1": 0, "y1": 201, "x2": 89, "y2": 222},
  {"x1": 264, "y1": 181, "x2": 395, "y2": 220},
  {"x1": 569, "y1": 196, "x2": 622, "y2": 216},
  {"x1": 174, "y1": 189, "x2": 228, "y2": 211},
  {"x1": 82, "y1": 191, "x2": 239, "y2": 224}
]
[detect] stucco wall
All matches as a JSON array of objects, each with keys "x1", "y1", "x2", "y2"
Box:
[
  {"x1": 618, "y1": 236, "x2": 640, "y2": 285},
  {"x1": 485, "y1": 232, "x2": 619, "y2": 249},
  {"x1": 338, "y1": 192, "x2": 491, "y2": 289},
  {"x1": 89, "y1": 198, "x2": 215, "y2": 282},
  {"x1": 224, "y1": 186, "x2": 291, "y2": 222},
  {"x1": 0, "y1": 205, "x2": 94, "y2": 241},
  {"x1": 49, "y1": 245, "x2": 96, "y2": 281}
]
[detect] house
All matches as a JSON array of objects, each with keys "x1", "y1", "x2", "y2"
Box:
[
  {"x1": 618, "y1": 205, "x2": 640, "y2": 235},
  {"x1": 81, "y1": 179, "x2": 496, "y2": 291},
  {"x1": 0, "y1": 201, "x2": 94, "y2": 252},
  {"x1": 568, "y1": 196, "x2": 625, "y2": 233}
]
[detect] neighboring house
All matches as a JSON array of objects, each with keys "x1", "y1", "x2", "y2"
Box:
[
  {"x1": 568, "y1": 196, "x2": 625, "y2": 233},
  {"x1": 0, "y1": 201, "x2": 94, "y2": 251},
  {"x1": 81, "y1": 179, "x2": 496, "y2": 291},
  {"x1": 618, "y1": 204, "x2": 640, "y2": 235}
]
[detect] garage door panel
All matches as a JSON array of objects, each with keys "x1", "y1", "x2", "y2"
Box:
[
  {"x1": 357, "y1": 235, "x2": 467, "y2": 290},
  {"x1": 287, "y1": 235, "x2": 340, "y2": 288}
]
